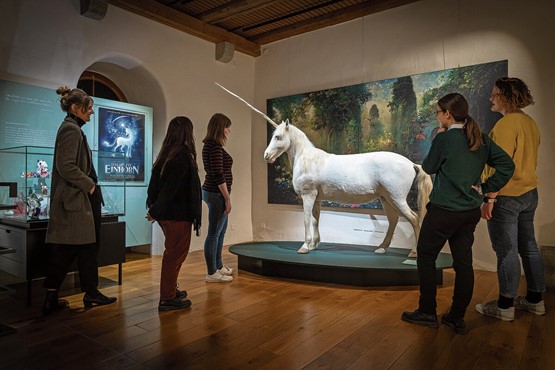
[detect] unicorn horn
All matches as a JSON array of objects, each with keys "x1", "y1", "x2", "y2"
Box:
[{"x1": 215, "y1": 82, "x2": 279, "y2": 128}]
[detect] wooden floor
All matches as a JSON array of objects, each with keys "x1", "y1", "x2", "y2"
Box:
[{"x1": 0, "y1": 247, "x2": 553, "y2": 370}]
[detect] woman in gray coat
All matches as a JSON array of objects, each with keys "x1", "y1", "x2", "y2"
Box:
[{"x1": 42, "y1": 86, "x2": 116, "y2": 315}]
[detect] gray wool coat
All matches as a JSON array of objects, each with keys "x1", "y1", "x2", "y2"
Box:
[{"x1": 45, "y1": 116, "x2": 96, "y2": 245}]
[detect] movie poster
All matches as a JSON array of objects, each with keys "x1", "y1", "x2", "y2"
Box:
[{"x1": 97, "y1": 107, "x2": 145, "y2": 182}]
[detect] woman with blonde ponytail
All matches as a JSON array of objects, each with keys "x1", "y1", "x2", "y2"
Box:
[{"x1": 402, "y1": 93, "x2": 514, "y2": 334}]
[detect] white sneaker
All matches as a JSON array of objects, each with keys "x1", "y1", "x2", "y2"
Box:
[
  {"x1": 205, "y1": 270, "x2": 233, "y2": 283},
  {"x1": 219, "y1": 265, "x2": 233, "y2": 276},
  {"x1": 514, "y1": 296, "x2": 546, "y2": 315},
  {"x1": 476, "y1": 300, "x2": 515, "y2": 321}
]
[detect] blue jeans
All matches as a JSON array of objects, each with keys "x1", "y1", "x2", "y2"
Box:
[
  {"x1": 202, "y1": 189, "x2": 228, "y2": 275},
  {"x1": 487, "y1": 188, "x2": 545, "y2": 298}
]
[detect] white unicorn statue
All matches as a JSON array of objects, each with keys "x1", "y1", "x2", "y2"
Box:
[{"x1": 216, "y1": 83, "x2": 432, "y2": 258}]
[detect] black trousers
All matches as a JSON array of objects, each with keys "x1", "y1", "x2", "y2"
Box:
[
  {"x1": 417, "y1": 203, "x2": 481, "y2": 318},
  {"x1": 43, "y1": 190, "x2": 101, "y2": 293}
]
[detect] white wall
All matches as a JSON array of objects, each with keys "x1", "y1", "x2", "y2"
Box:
[
  {"x1": 253, "y1": 0, "x2": 555, "y2": 271},
  {"x1": 0, "y1": 0, "x2": 255, "y2": 255}
]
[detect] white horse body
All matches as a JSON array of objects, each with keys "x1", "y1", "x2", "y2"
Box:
[
  {"x1": 305, "y1": 151, "x2": 416, "y2": 204},
  {"x1": 265, "y1": 120, "x2": 432, "y2": 257}
]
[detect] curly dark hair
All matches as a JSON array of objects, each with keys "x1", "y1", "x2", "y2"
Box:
[{"x1": 494, "y1": 77, "x2": 534, "y2": 110}]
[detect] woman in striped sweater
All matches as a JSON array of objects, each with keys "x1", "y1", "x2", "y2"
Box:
[{"x1": 202, "y1": 113, "x2": 234, "y2": 282}]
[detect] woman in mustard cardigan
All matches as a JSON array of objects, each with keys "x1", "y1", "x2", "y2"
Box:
[{"x1": 476, "y1": 77, "x2": 546, "y2": 321}]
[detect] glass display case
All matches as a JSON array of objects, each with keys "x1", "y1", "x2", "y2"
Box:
[{"x1": 0, "y1": 146, "x2": 126, "y2": 225}]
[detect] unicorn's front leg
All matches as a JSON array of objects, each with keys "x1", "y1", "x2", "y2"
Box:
[{"x1": 298, "y1": 191, "x2": 317, "y2": 254}]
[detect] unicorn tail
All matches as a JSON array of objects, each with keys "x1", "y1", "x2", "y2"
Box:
[{"x1": 414, "y1": 164, "x2": 432, "y2": 223}]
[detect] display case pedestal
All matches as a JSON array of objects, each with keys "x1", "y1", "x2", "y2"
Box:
[
  {"x1": 0, "y1": 246, "x2": 17, "y2": 336},
  {"x1": 0, "y1": 217, "x2": 125, "y2": 305}
]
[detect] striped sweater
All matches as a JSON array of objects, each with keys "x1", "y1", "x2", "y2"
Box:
[{"x1": 202, "y1": 139, "x2": 233, "y2": 193}]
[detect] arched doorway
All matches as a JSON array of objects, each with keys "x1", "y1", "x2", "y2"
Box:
[
  {"x1": 76, "y1": 60, "x2": 167, "y2": 255},
  {"x1": 77, "y1": 71, "x2": 127, "y2": 102}
]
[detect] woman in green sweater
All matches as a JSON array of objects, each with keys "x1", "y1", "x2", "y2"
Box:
[{"x1": 402, "y1": 93, "x2": 514, "y2": 334}]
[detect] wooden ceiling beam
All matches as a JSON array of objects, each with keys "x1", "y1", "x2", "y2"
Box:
[
  {"x1": 199, "y1": 0, "x2": 282, "y2": 25},
  {"x1": 251, "y1": 0, "x2": 422, "y2": 45},
  {"x1": 108, "y1": 0, "x2": 261, "y2": 57},
  {"x1": 241, "y1": 0, "x2": 342, "y2": 32}
]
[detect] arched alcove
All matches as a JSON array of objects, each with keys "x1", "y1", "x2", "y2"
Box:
[
  {"x1": 84, "y1": 61, "x2": 167, "y2": 159},
  {"x1": 77, "y1": 58, "x2": 167, "y2": 256},
  {"x1": 77, "y1": 71, "x2": 127, "y2": 102}
]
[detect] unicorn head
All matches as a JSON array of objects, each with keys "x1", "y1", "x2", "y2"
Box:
[
  {"x1": 264, "y1": 120, "x2": 292, "y2": 163},
  {"x1": 215, "y1": 82, "x2": 296, "y2": 163}
]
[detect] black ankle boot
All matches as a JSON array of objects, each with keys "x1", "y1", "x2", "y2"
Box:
[
  {"x1": 176, "y1": 287, "x2": 188, "y2": 299},
  {"x1": 42, "y1": 290, "x2": 69, "y2": 316},
  {"x1": 159, "y1": 297, "x2": 192, "y2": 311},
  {"x1": 401, "y1": 309, "x2": 439, "y2": 328},
  {"x1": 83, "y1": 290, "x2": 117, "y2": 308}
]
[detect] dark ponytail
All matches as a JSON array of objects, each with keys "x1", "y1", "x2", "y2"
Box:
[
  {"x1": 462, "y1": 116, "x2": 482, "y2": 152},
  {"x1": 438, "y1": 93, "x2": 483, "y2": 152}
]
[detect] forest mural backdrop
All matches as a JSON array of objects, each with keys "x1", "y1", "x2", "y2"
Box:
[{"x1": 266, "y1": 60, "x2": 508, "y2": 208}]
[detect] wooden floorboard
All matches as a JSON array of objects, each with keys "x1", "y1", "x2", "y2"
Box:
[{"x1": 0, "y1": 247, "x2": 553, "y2": 369}]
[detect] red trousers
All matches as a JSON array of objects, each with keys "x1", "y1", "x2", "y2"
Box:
[{"x1": 158, "y1": 220, "x2": 192, "y2": 300}]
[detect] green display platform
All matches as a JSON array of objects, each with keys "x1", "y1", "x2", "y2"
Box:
[{"x1": 229, "y1": 241, "x2": 453, "y2": 287}]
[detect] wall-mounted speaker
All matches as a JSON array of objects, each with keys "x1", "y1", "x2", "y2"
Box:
[
  {"x1": 215, "y1": 42, "x2": 235, "y2": 63},
  {"x1": 80, "y1": 0, "x2": 108, "y2": 21}
]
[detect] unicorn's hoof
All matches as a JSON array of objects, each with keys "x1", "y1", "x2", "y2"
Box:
[
  {"x1": 408, "y1": 250, "x2": 417, "y2": 258},
  {"x1": 374, "y1": 247, "x2": 386, "y2": 254},
  {"x1": 297, "y1": 246, "x2": 309, "y2": 254},
  {"x1": 308, "y1": 244, "x2": 318, "y2": 251}
]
